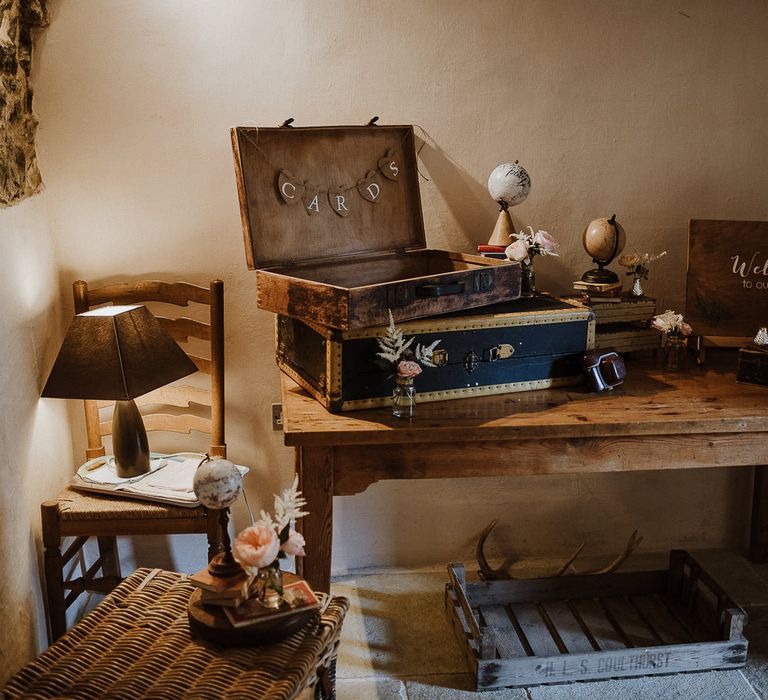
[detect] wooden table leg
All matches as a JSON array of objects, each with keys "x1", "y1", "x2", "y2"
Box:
[
  {"x1": 295, "y1": 446, "x2": 333, "y2": 593},
  {"x1": 750, "y1": 465, "x2": 768, "y2": 561}
]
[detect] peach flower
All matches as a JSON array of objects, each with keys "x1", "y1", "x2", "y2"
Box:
[
  {"x1": 505, "y1": 238, "x2": 530, "y2": 264},
  {"x1": 232, "y1": 521, "x2": 280, "y2": 569},
  {"x1": 533, "y1": 229, "x2": 559, "y2": 256},
  {"x1": 281, "y1": 530, "x2": 306, "y2": 557},
  {"x1": 397, "y1": 360, "x2": 422, "y2": 378}
]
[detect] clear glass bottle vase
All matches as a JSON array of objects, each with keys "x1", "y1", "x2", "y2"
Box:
[
  {"x1": 662, "y1": 336, "x2": 687, "y2": 371},
  {"x1": 392, "y1": 374, "x2": 416, "y2": 418},
  {"x1": 520, "y1": 262, "x2": 536, "y2": 297},
  {"x1": 256, "y1": 561, "x2": 283, "y2": 609}
]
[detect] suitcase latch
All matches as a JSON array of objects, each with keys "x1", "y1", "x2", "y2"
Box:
[
  {"x1": 431, "y1": 349, "x2": 449, "y2": 366},
  {"x1": 484, "y1": 344, "x2": 515, "y2": 362},
  {"x1": 464, "y1": 350, "x2": 479, "y2": 374},
  {"x1": 472, "y1": 269, "x2": 495, "y2": 292},
  {"x1": 387, "y1": 284, "x2": 415, "y2": 308}
]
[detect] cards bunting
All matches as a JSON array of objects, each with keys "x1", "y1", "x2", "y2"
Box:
[{"x1": 277, "y1": 149, "x2": 400, "y2": 217}]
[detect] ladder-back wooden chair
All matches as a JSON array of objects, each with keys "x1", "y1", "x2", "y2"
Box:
[{"x1": 41, "y1": 279, "x2": 226, "y2": 643}]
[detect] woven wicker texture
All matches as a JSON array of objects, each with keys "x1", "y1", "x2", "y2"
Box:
[
  {"x1": 56, "y1": 487, "x2": 207, "y2": 521},
  {"x1": 5, "y1": 568, "x2": 349, "y2": 700}
]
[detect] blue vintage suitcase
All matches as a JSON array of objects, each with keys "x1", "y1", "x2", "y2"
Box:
[{"x1": 276, "y1": 296, "x2": 595, "y2": 411}]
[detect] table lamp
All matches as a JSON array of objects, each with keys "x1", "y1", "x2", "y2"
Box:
[{"x1": 42, "y1": 305, "x2": 198, "y2": 478}]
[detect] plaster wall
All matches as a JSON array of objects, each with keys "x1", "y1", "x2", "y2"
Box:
[
  {"x1": 0, "y1": 195, "x2": 72, "y2": 680},
  {"x1": 28, "y1": 0, "x2": 768, "y2": 586}
]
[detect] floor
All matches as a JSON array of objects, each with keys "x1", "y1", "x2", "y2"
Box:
[{"x1": 330, "y1": 550, "x2": 768, "y2": 700}]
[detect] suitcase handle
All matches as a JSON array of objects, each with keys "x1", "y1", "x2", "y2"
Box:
[{"x1": 416, "y1": 282, "x2": 465, "y2": 298}]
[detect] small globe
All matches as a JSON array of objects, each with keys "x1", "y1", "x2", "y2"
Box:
[
  {"x1": 487, "y1": 162, "x2": 531, "y2": 207},
  {"x1": 583, "y1": 216, "x2": 626, "y2": 264},
  {"x1": 193, "y1": 457, "x2": 243, "y2": 509}
]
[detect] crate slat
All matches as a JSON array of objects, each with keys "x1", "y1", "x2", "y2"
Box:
[
  {"x1": 659, "y1": 592, "x2": 717, "y2": 642},
  {"x1": 475, "y1": 640, "x2": 748, "y2": 691},
  {"x1": 510, "y1": 603, "x2": 562, "y2": 657},
  {"x1": 631, "y1": 595, "x2": 692, "y2": 645},
  {"x1": 570, "y1": 598, "x2": 627, "y2": 651},
  {"x1": 602, "y1": 596, "x2": 661, "y2": 647},
  {"x1": 540, "y1": 601, "x2": 596, "y2": 654},
  {"x1": 465, "y1": 570, "x2": 666, "y2": 607},
  {"x1": 480, "y1": 605, "x2": 528, "y2": 658}
]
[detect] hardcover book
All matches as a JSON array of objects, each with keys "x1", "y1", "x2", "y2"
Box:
[{"x1": 224, "y1": 579, "x2": 320, "y2": 629}]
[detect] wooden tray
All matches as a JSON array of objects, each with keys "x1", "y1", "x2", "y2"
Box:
[
  {"x1": 231, "y1": 124, "x2": 521, "y2": 330},
  {"x1": 445, "y1": 551, "x2": 747, "y2": 690}
]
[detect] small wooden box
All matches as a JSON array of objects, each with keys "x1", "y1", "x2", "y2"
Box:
[
  {"x1": 445, "y1": 551, "x2": 747, "y2": 691},
  {"x1": 231, "y1": 124, "x2": 521, "y2": 330},
  {"x1": 276, "y1": 296, "x2": 594, "y2": 412},
  {"x1": 737, "y1": 345, "x2": 768, "y2": 387}
]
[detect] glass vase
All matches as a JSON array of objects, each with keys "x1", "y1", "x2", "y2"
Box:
[
  {"x1": 662, "y1": 336, "x2": 687, "y2": 371},
  {"x1": 520, "y1": 262, "x2": 536, "y2": 297},
  {"x1": 392, "y1": 374, "x2": 416, "y2": 418},
  {"x1": 256, "y1": 561, "x2": 283, "y2": 609}
]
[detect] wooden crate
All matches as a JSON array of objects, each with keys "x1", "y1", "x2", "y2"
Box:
[
  {"x1": 445, "y1": 551, "x2": 747, "y2": 690},
  {"x1": 231, "y1": 124, "x2": 521, "y2": 330}
]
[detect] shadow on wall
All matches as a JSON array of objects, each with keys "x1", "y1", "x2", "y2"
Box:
[{"x1": 0, "y1": 202, "x2": 72, "y2": 679}]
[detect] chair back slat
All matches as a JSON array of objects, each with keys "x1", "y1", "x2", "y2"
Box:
[
  {"x1": 101, "y1": 413, "x2": 212, "y2": 436},
  {"x1": 188, "y1": 354, "x2": 212, "y2": 374},
  {"x1": 74, "y1": 278, "x2": 225, "y2": 459},
  {"x1": 84, "y1": 281, "x2": 211, "y2": 307},
  {"x1": 137, "y1": 385, "x2": 212, "y2": 409},
  {"x1": 157, "y1": 317, "x2": 211, "y2": 343}
]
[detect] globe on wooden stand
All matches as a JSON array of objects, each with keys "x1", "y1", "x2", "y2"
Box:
[
  {"x1": 192, "y1": 455, "x2": 245, "y2": 576},
  {"x1": 581, "y1": 214, "x2": 626, "y2": 284},
  {"x1": 487, "y1": 162, "x2": 531, "y2": 246}
]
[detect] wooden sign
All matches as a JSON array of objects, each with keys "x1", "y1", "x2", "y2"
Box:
[{"x1": 686, "y1": 219, "x2": 768, "y2": 344}]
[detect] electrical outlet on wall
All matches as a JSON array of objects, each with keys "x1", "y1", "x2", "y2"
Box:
[{"x1": 271, "y1": 403, "x2": 283, "y2": 431}]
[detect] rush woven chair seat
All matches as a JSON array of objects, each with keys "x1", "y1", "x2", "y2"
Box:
[
  {"x1": 4, "y1": 568, "x2": 349, "y2": 700},
  {"x1": 41, "y1": 279, "x2": 227, "y2": 643}
]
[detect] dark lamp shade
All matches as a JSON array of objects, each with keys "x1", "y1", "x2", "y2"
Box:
[{"x1": 42, "y1": 305, "x2": 198, "y2": 400}]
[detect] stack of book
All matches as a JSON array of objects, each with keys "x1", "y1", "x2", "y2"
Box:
[
  {"x1": 477, "y1": 244, "x2": 507, "y2": 260},
  {"x1": 189, "y1": 567, "x2": 256, "y2": 608},
  {"x1": 572, "y1": 279, "x2": 623, "y2": 299},
  {"x1": 569, "y1": 296, "x2": 661, "y2": 354}
]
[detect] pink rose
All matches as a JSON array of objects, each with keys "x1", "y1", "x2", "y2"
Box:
[
  {"x1": 281, "y1": 530, "x2": 306, "y2": 557},
  {"x1": 397, "y1": 360, "x2": 422, "y2": 378},
  {"x1": 651, "y1": 317, "x2": 666, "y2": 332},
  {"x1": 679, "y1": 322, "x2": 693, "y2": 337},
  {"x1": 505, "y1": 238, "x2": 529, "y2": 263},
  {"x1": 232, "y1": 521, "x2": 280, "y2": 569},
  {"x1": 533, "y1": 229, "x2": 559, "y2": 256}
]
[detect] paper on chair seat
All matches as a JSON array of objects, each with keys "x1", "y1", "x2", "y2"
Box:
[{"x1": 70, "y1": 454, "x2": 249, "y2": 508}]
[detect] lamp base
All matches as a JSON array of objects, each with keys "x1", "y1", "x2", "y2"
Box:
[{"x1": 112, "y1": 399, "x2": 150, "y2": 478}]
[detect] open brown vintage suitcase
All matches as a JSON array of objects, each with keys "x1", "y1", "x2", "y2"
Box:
[{"x1": 231, "y1": 123, "x2": 522, "y2": 330}]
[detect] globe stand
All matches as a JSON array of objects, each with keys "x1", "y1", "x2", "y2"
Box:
[
  {"x1": 488, "y1": 200, "x2": 513, "y2": 247},
  {"x1": 207, "y1": 507, "x2": 244, "y2": 577},
  {"x1": 581, "y1": 263, "x2": 620, "y2": 285}
]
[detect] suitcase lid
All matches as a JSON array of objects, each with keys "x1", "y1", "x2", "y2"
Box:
[{"x1": 231, "y1": 123, "x2": 426, "y2": 270}]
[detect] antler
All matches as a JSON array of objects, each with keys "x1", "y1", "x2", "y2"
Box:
[
  {"x1": 475, "y1": 521, "x2": 641, "y2": 580},
  {"x1": 574, "y1": 530, "x2": 643, "y2": 576},
  {"x1": 476, "y1": 520, "x2": 514, "y2": 580}
]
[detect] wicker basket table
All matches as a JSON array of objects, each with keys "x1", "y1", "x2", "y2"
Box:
[{"x1": 5, "y1": 568, "x2": 349, "y2": 699}]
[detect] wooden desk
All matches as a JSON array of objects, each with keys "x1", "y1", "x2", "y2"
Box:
[{"x1": 282, "y1": 361, "x2": 768, "y2": 593}]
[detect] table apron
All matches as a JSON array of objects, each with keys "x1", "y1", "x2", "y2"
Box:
[{"x1": 331, "y1": 432, "x2": 768, "y2": 495}]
